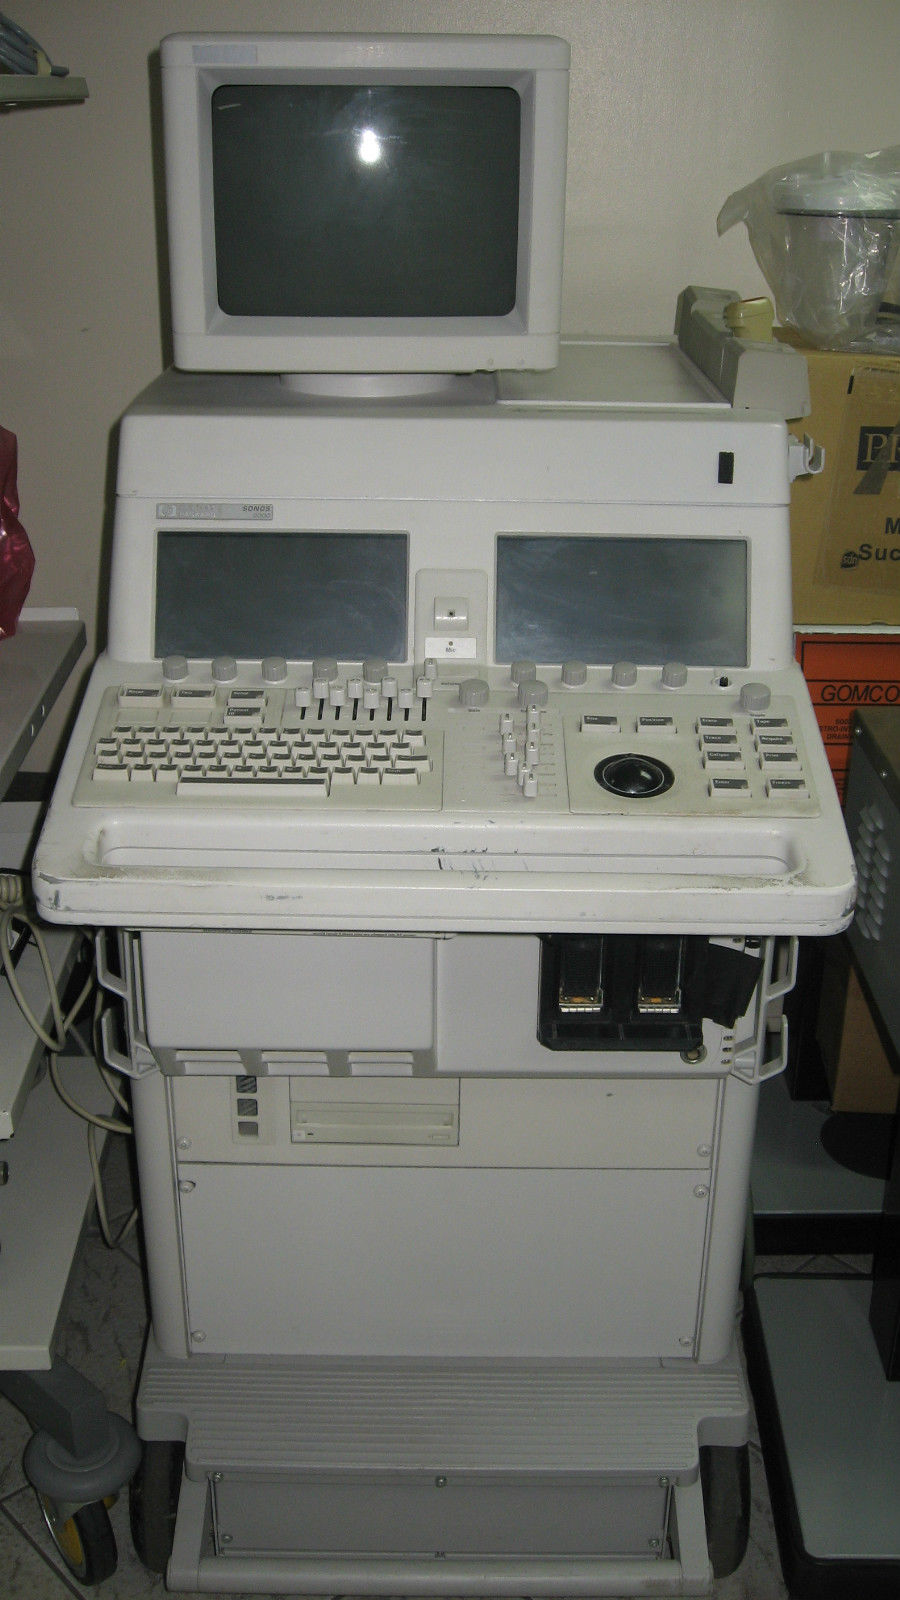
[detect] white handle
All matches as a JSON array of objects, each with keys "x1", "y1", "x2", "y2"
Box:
[{"x1": 95, "y1": 931, "x2": 128, "y2": 998}]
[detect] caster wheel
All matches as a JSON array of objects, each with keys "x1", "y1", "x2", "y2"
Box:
[
  {"x1": 37, "y1": 1493, "x2": 117, "y2": 1585},
  {"x1": 700, "y1": 1442, "x2": 751, "y2": 1578},
  {"x1": 129, "y1": 1439, "x2": 185, "y2": 1574}
]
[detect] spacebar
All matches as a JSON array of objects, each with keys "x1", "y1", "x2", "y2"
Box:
[{"x1": 176, "y1": 777, "x2": 329, "y2": 798}]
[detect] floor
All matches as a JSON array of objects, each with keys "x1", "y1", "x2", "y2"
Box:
[{"x1": 0, "y1": 1108, "x2": 876, "y2": 1600}]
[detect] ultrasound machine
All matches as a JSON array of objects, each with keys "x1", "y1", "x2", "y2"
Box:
[{"x1": 33, "y1": 31, "x2": 855, "y2": 1595}]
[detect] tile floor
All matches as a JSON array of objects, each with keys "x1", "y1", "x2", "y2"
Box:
[{"x1": 0, "y1": 1130, "x2": 873, "y2": 1600}]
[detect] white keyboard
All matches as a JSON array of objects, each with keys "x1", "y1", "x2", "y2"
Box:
[
  {"x1": 72, "y1": 668, "x2": 821, "y2": 819},
  {"x1": 76, "y1": 685, "x2": 442, "y2": 809}
]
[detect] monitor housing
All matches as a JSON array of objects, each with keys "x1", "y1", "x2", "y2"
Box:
[{"x1": 161, "y1": 32, "x2": 570, "y2": 378}]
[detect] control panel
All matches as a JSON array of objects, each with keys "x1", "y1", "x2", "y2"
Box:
[{"x1": 74, "y1": 653, "x2": 820, "y2": 820}]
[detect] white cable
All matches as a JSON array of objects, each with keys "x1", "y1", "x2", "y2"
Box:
[
  {"x1": 48, "y1": 1053, "x2": 131, "y2": 1136},
  {"x1": 0, "y1": 877, "x2": 139, "y2": 1249},
  {"x1": 87, "y1": 1123, "x2": 139, "y2": 1248},
  {"x1": 0, "y1": 899, "x2": 133, "y2": 1133}
]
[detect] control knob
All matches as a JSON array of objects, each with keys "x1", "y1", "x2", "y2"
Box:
[
  {"x1": 511, "y1": 660, "x2": 537, "y2": 685},
  {"x1": 162, "y1": 654, "x2": 189, "y2": 683},
  {"x1": 211, "y1": 654, "x2": 237, "y2": 683},
  {"x1": 611, "y1": 660, "x2": 638, "y2": 688},
  {"x1": 561, "y1": 660, "x2": 587, "y2": 687},
  {"x1": 739, "y1": 681, "x2": 772, "y2": 713},
  {"x1": 312, "y1": 657, "x2": 338, "y2": 696},
  {"x1": 262, "y1": 655, "x2": 288, "y2": 684},
  {"x1": 458, "y1": 678, "x2": 490, "y2": 708},
  {"x1": 312, "y1": 656, "x2": 338, "y2": 681},
  {"x1": 518, "y1": 680, "x2": 549, "y2": 710},
  {"x1": 661, "y1": 661, "x2": 688, "y2": 689},
  {"x1": 363, "y1": 657, "x2": 387, "y2": 685}
]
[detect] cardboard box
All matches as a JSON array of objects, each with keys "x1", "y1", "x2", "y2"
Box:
[
  {"x1": 780, "y1": 329, "x2": 900, "y2": 626},
  {"x1": 817, "y1": 938, "x2": 899, "y2": 1115},
  {"x1": 795, "y1": 630, "x2": 900, "y2": 801}
]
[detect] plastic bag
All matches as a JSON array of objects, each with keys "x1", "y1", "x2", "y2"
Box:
[
  {"x1": 0, "y1": 427, "x2": 35, "y2": 640},
  {"x1": 717, "y1": 147, "x2": 900, "y2": 349}
]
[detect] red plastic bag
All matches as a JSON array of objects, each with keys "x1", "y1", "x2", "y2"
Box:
[{"x1": 0, "y1": 427, "x2": 35, "y2": 639}]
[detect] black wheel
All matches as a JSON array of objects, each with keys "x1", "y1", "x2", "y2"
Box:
[
  {"x1": 37, "y1": 1494, "x2": 117, "y2": 1585},
  {"x1": 700, "y1": 1442, "x2": 751, "y2": 1578},
  {"x1": 129, "y1": 1438, "x2": 185, "y2": 1574}
]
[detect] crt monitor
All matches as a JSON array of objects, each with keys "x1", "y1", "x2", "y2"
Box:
[{"x1": 160, "y1": 32, "x2": 570, "y2": 376}]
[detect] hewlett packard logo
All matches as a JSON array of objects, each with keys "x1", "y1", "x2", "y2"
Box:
[{"x1": 156, "y1": 501, "x2": 274, "y2": 520}]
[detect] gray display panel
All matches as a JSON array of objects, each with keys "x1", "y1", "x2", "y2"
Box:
[
  {"x1": 495, "y1": 536, "x2": 748, "y2": 666},
  {"x1": 211, "y1": 85, "x2": 521, "y2": 319},
  {"x1": 155, "y1": 530, "x2": 408, "y2": 661}
]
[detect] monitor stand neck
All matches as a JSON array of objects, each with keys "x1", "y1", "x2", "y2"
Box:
[{"x1": 279, "y1": 371, "x2": 499, "y2": 403}]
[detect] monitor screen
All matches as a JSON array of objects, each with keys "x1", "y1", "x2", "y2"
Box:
[
  {"x1": 161, "y1": 33, "x2": 569, "y2": 374},
  {"x1": 212, "y1": 84, "x2": 521, "y2": 320},
  {"x1": 495, "y1": 535, "x2": 748, "y2": 666},
  {"x1": 154, "y1": 529, "x2": 409, "y2": 661}
]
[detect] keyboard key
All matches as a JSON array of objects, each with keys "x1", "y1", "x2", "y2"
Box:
[
  {"x1": 118, "y1": 685, "x2": 162, "y2": 707},
  {"x1": 383, "y1": 767, "x2": 419, "y2": 786},
  {"x1": 176, "y1": 776, "x2": 329, "y2": 798}
]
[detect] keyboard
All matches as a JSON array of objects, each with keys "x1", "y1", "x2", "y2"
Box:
[
  {"x1": 72, "y1": 667, "x2": 821, "y2": 819},
  {"x1": 76, "y1": 684, "x2": 442, "y2": 809}
]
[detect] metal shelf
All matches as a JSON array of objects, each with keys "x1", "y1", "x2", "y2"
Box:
[{"x1": 0, "y1": 74, "x2": 87, "y2": 107}]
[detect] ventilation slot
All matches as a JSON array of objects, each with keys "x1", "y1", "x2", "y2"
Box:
[
  {"x1": 232, "y1": 1073, "x2": 260, "y2": 1141},
  {"x1": 854, "y1": 801, "x2": 892, "y2": 942}
]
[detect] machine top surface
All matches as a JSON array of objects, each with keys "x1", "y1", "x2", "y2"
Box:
[{"x1": 33, "y1": 336, "x2": 855, "y2": 935}]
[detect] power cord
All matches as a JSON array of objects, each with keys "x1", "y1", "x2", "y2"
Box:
[{"x1": 0, "y1": 12, "x2": 69, "y2": 77}]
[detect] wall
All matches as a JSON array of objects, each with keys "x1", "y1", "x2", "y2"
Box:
[{"x1": 3, "y1": 1, "x2": 899, "y2": 764}]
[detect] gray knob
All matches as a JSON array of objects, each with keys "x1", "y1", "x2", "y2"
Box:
[
  {"x1": 661, "y1": 661, "x2": 688, "y2": 689},
  {"x1": 162, "y1": 653, "x2": 189, "y2": 682},
  {"x1": 561, "y1": 660, "x2": 587, "y2": 687},
  {"x1": 312, "y1": 656, "x2": 338, "y2": 682},
  {"x1": 211, "y1": 654, "x2": 237, "y2": 683},
  {"x1": 363, "y1": 657, "x2": 387, "y2": 685},
  {"x1": 511, "y1": 660, "x2": 537, "y2": 685},
  {"x1": 458, "y1": 678, "x2": 490, "y2": 708},
  {"x1": 518, "y1": 679, "x2": 549, "y2": 709},
  {"x1": 739, "y1": 680, "x2": 771, "y2": 713},
  {"x1": 262, "y1": 655, "x2": 288, "y2": 683},
  {"x1": 611, "y1": 660, "x2": 637, "y2": 688}
]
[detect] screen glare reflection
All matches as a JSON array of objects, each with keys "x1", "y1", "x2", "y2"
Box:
[{"x1": 357, "y1": 127, "x2": 383, "y2": 165}]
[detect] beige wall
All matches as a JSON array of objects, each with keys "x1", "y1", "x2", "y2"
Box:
[{"x1": 4, "y1": 1, "x2": 899, "y2": 764}]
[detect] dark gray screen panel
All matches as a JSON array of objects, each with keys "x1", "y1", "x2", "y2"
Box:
[
  {"x1": 211, "y1": 84, "x2": 521, "y2": 318},
  {"x1": 495, "y1": 536, "x2": 748, "y2": 666},
  {"x1": 155, "y1": 530, "x2": 408, "y2": 660}
]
